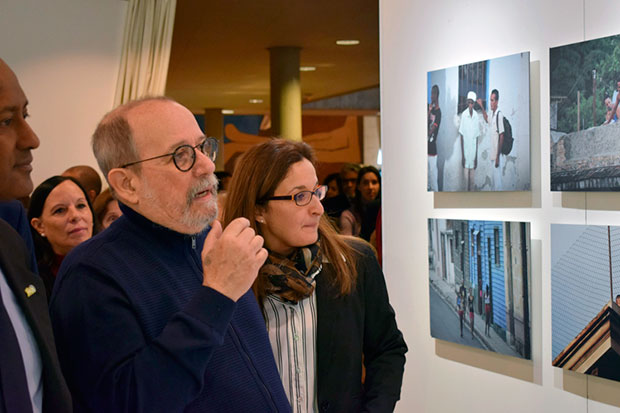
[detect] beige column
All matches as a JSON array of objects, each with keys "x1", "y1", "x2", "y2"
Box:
[
  {"x1": 204, "y1": 108, "x2": 225, "y2": 171},
  {"x1": 269, "y1": 46, "x2": 302, "y2": 141}
]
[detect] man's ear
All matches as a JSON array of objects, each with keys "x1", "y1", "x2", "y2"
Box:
[{"x1": 107, "y1": 168, "x2": 139, "y2": 205}]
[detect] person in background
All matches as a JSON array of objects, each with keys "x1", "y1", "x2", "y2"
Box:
[
  {"x1": 29, "y1": 176, "x2": 94, "y2": 300},
  {"x1": 478, "y1": 89, "x2": 505, "y2": 190},
  {"x1": 223, "y1": 139, "x2": 407, "y2": 413},
  {"x1": 603, "y1": 96, "x2": 614, "y2": 124},
  {"x1": 321, "y1": 172, "x2": 350, "y2": 227},
  {"x1": 0, "y1": 57, "x2": 72, "y2": 412},
  {"x1": 340, "y1": 163, "x2": 360, "y2": 201},
  {"x1": 484, "y1": 284, "x2": 491, "y2": 336},
  {"x1": 62, "y1": 165, "x2": 102, "y2": 203},
  {"x1": 457, "y1": 293, "x2": 464, "y2": 338},
  {"x1": 214, "y1": 171, "x2": 230, "y2": 219},
  {"x1": 92, "y1": 188, "x2": 122, "y2": 231},
  {"x1": 468, "y1": 288, "x2": 475, "y2": 339},
  {"x1": 323, "y1": 173, "x2": 342, "y2": 199},
  {"x1": 604, "y1": 82, "x2": 620, "y2": 125},
  {"x1": 214, "y1": 170, "x2": 232, "y2": 191},
  {"x1": 427, "y1": 84, "x2": 441, "y2": 191},
  {"x1": 610, "y1": 80, "x2": 620, "y2": 122},
  {"x1": 371, "y1": 206, "x2": 382, "y2": 265},
  {"x1": 50, "y1": 96, "x2": 289, "y2": 412},
  {"x1": 459, "y1": 91, "x2": 480, "y2": 191},
  {"x1": 340, "y1": 166, "x2": 381, "y2": 241}
]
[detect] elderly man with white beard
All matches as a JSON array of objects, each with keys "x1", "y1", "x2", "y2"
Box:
[{"x1": 49, "y1": 97, "x2": 290, "y2": 413}]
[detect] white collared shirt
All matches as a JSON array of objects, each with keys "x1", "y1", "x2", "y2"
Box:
[
  {"x1": 264, "y1": 293, "x2": 318, "y2": 413},
  {"x1": 0, "y1": 268, "x2": 43, "y2": 413}
]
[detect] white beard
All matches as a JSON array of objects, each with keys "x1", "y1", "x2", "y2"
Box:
[{"x1": 142, "y1": 173, "x2": 219, "y2": 234}]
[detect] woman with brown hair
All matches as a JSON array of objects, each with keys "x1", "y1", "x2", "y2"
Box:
[
  {"x1": 28, "y1": 176, "x2": 95, "y2": 299},
  {"x1": 223, "y1": 139, "x2": 407, "y2": 413},
  {"x1": 92, "y1": 188, "x2": 122, "y2": 231}
]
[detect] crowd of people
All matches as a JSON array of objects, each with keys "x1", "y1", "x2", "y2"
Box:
[
  {"x1": 0, "y1": 57, "x2": 406, "y2": 413},
  {"x1": 320, "y1": 163, "x2": 383, "y2": 261}
]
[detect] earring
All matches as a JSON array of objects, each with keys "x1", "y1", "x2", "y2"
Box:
[
  {"x1": 40, "y1": 233, "x2": 46, "y2": 238},
  {"x1": 257, "y1": 218, "x2": 265, "y2": 224}
]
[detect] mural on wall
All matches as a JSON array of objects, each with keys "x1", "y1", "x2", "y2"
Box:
[
  {"x1": 551, "y1": 224, "x2": 620, "y2": 382},
  {"x1": 428, "y1": 219, "x2": 532, "y2": 359},
  {"x1": 550, "y1": 33, "x2": 620, "y2": 191},
  {"x1": 222, "y1": 114, "x2": 365, "y2": 179},
  {"x1": 427, "y1": 52, "x2": 531, "y2": 192}
]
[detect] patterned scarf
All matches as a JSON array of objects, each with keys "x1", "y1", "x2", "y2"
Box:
[{"x1": 259, "y1": 241, "x2": 323, "y2": 304}]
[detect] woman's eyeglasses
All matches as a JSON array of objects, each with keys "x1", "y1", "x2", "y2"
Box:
[{"x1": 264, "y1": 185, "x2": 327, "y2": 206}]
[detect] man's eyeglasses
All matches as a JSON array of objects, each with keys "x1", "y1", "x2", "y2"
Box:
[
  {"x1": 120, "y1": 137, "x2": 218, "y2": 172},
  {"x1": 264, "y1": 185, "x2": 327, "y2": 206}
]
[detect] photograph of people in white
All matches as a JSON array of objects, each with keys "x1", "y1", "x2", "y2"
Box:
[{"x1": 427, "y1": 52, "x2": 530, "y2": 192}]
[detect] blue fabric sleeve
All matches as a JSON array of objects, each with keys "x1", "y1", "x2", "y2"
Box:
[{"x1": 50, "y1": 263, "x2": 236, "y2": 413}]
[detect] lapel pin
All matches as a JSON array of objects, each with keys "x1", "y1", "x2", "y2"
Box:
[{"x1": 24, "y1": 284, "x2": 37, "y2": 298}]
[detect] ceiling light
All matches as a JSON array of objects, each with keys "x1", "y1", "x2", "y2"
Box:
[
  {"x1": 300, "y1": 66, "x2": 316, "y2": 72},
  {"x1": 336, "y1": 39, "x2": 360, "y2": 46},
  {"x1": 249, "y1": 99, "x2": 263, "y2": 104},
  {"x1": 221, "y1": 109, "x2": 234, "y2": 114}
]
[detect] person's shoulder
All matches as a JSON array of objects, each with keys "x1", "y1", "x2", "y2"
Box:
[
  {"x1": 62, "y1": 217, "x2": 132, "y2": 271},
  {"x1": 342, "y1": 236, "x2": 377, "y2": 261},
  {"x1": 0, "y1": 219, "x2": 28, "y2": 256},
  {"x1": 0, "y1": 218, "x2": 19, "y2": 240}
]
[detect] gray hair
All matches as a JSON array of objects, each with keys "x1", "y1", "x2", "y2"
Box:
[{"x1": 92, "y1": 96, "x2": 174, "y2": 181}]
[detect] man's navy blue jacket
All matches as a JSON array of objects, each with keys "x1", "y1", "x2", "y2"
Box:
[{"x1": 50, "y1": 204, "x2": 291, "y2": 412}]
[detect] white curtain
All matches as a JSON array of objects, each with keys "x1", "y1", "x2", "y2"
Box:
[{"x1": 114, "y1": 0, "x2": 177, "y2": 105}]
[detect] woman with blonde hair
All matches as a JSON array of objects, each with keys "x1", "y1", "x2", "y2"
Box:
[{"x1": 223, "y1": 139, "x2": 406, "y2": 412}]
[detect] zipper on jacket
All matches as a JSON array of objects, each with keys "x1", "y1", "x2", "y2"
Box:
[
  {"x1": 229, "y1": 325, "x2": 280, "y2": 412},
  {"x1": 187, "y1": 235, "x2": 203, "y2": 282}
]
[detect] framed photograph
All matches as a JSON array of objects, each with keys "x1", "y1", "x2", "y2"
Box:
[
  {"x1": 550, "y1": 33, "x2": 620, "y2": 191},
  {"x1": 428, "y1": 219, "x2": 532, "y2": 359},
  {"x1": 427, "y1": 52, "x2": 531, "y2": 192},
  {"x1": 551, "y1": 224, "x2": 620, "y2": 381}
]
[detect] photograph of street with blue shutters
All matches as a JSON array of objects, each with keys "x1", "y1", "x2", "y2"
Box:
[
  {"x1": 551, "y1": 224, "x2": 620, "y2": 382},
  {"x1": 550, "y1": 33, "x2": 620, "y2": 191},
  {"x1": 428, "y1": 219, "x2": 531, "y2": 359}
]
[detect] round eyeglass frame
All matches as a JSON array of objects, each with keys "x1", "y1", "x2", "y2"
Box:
[{"x1": 120, "y1": 137, "x2": 218, "y2": 172}]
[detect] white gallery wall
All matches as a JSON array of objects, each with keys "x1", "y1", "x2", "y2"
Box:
[
  {"x1": 381, "y1": 0, "x2": 620, "y2": 412},
  {"x1": 0, "y1": 0, "x2": 127, "y2": 187}
]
